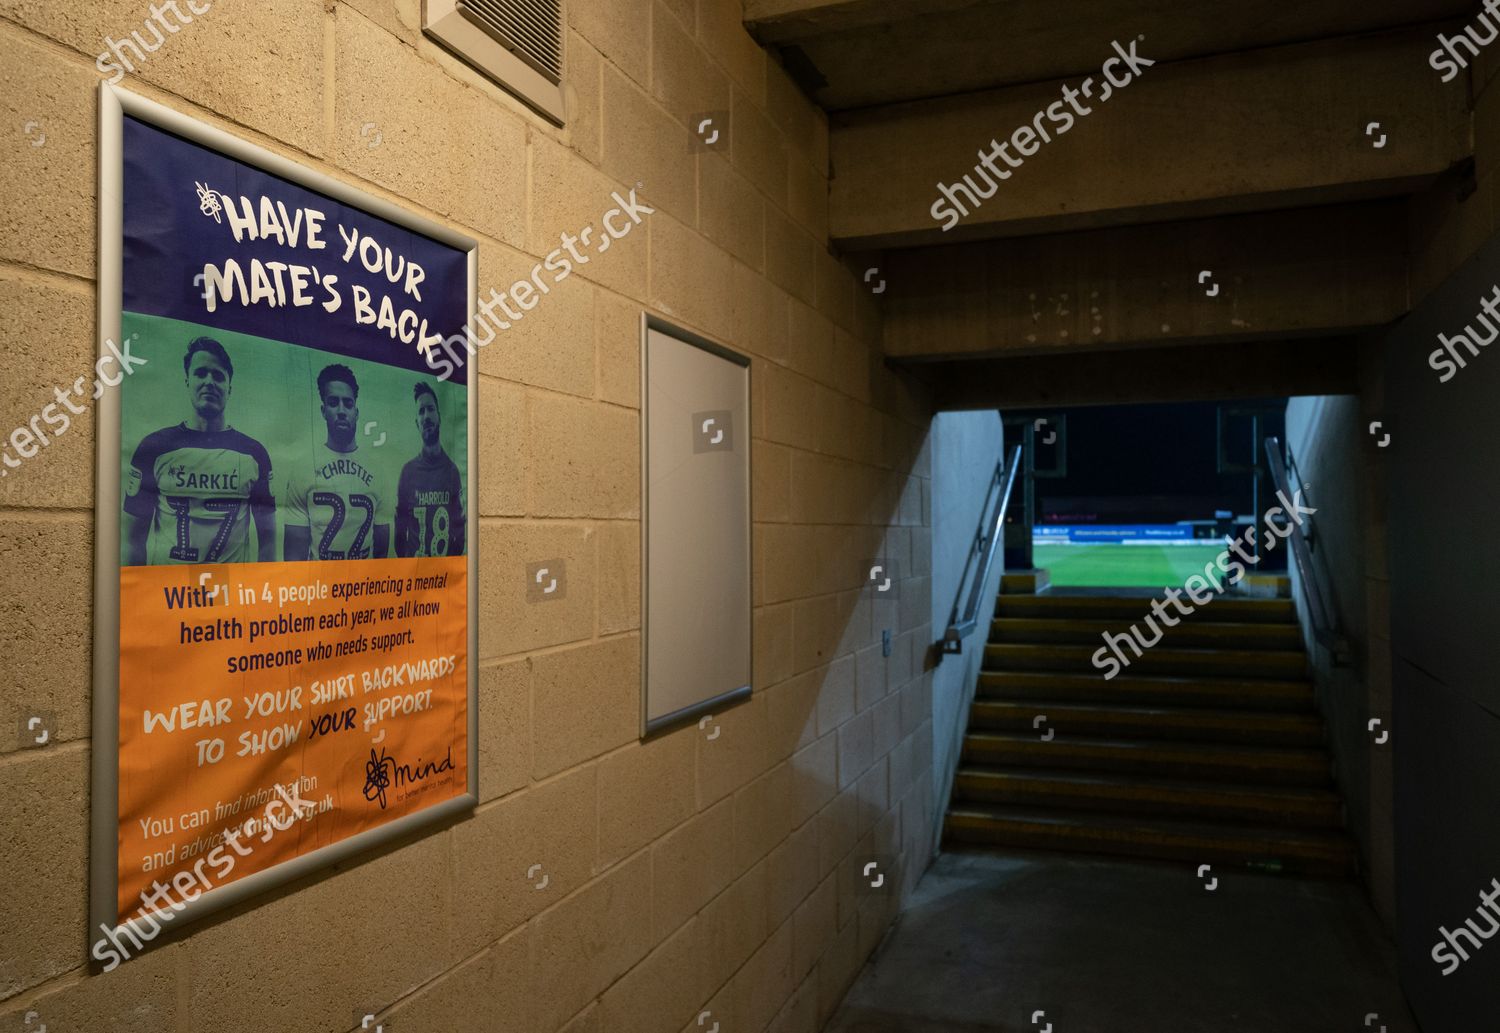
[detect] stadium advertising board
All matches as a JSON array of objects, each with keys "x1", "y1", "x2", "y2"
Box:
[{"x1": 91, "y1": 86, "x2": 478, "y2": 961}]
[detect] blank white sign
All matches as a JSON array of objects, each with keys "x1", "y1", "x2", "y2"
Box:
[{"x1": 642, "y1": 321, "x2": 752, "y2": 734}]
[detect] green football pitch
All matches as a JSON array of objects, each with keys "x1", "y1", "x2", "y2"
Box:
[{"x1": 1033, "y1": 544, "x2": 1230, "y2": 589}]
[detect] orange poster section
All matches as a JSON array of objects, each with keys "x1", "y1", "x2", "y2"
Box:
[{"x1": 116, "y1": 556, "x2": 468, "y2": 925}]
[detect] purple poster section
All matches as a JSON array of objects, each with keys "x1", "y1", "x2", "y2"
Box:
[{"x1": 121, "y1": 115, "x2": 469, "y2": 383}]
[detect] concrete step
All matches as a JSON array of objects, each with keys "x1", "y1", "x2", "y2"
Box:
[
  {"x1": 960, "y1": 733, "x2": 1334, "y2": 787},
  {"x1": 996, "y1": 594, "x2": 1296, "y2": 624},
  {"x1": 951, "y1": 767, "x2": 1344, "y2": 827},
  {"x1": 977, "y1": 670, "x2": 1315, "y2": 711},
  {"x1": 1240, "y1": 574, "x2": 1293, "y2": 599},
  {"x1": 984, "y1": 642, "x2": 1307, "y2": 680},
  {"x1": 989, "y1": 616, "x2": 1302, "y2": 651},
  {"x1": 943, "y1": 805, "x2": 1356, "y2": 877},
  {"x1": 1001, "y1": 570, "x2": 1050, "y2": 594},
  {"x1": 968, "y1": 700, "x2": 1325, "y2": 746}
]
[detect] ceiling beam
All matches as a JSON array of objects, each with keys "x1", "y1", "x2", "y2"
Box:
[
  {"x1": 749, "y1": 0, "x2": 1471, "y2": 110},
  {"x1": 920, "y1": 336, "x2": 1364, "y2": 411},
  {"x1": 830, "y1": 27, "x2": 1470, "y2": 248},
  {"x1": 880, "y1": 199, "x2": 1413, "y2": 360}
]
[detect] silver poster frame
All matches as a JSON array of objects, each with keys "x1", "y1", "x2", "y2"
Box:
[
  {"x1": 638, "y1": 313, "x2": 753, "y2": 737},
  {"x1": 91, "y1": 83, "x2": 480, "y2": 961}
]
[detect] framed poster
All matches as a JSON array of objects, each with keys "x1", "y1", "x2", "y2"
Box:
[
  {"x1": 90, "y1": 84, "x2": 478, "y2": 964},
  {"x1": 640, "y1": 315, "x2": 752, "y2": 735}
]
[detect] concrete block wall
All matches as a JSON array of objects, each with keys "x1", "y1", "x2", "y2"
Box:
[
  {"x1": 1384, "y1": 27, "x2": 1500, "y2": 1028},
  {"x1": 0, "y1": 2, "x2": 938, "y2": 1031},
  {"x1": 925, "y1": 411, "x2": 1005, "y2": 835},
  {"x1": 1379, "y1": 225, "x2": 1500, "y2": 1032},
  {"x1": 1283, "y1": 394, "x2": 1395, "y2": 930}
]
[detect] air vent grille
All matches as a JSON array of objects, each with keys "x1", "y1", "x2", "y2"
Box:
[{"x1": 458, "y1": 0, "x2": 562, "y2": 84}]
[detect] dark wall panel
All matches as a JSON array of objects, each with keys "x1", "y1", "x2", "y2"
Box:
[{"x1": 1386, "y1": 235, "x2": 1500, "y2": 1031}]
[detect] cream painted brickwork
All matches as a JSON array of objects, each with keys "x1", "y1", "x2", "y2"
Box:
[{"x1": 0, "y1": 2, "x2": 936, "y2": 1032}]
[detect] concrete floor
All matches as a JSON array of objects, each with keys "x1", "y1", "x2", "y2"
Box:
[{"x1": 825, "y1": 850, "x2": 1418, "y2": 1033}]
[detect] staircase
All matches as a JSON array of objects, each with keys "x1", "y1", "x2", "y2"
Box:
[{"x1": 943, "y1": 591, "x2": 1357, "y2": 877}]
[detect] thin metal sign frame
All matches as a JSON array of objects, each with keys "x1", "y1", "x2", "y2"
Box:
[
  {"x1": 91, "y1": 83, "x2": 480, "y2": 959},
  {"x1": 638, "y1": 313, "x2": 753, "y2": 737}
]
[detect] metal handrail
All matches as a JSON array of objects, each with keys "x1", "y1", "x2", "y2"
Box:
[
  {"x1": 940, "y1": 445, "x2": 1023, "y2": 656},
  {"x1": 1262, "y1": 436, "x2": 1352, "y2": 666}
]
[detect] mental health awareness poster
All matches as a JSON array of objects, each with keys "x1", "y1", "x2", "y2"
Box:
[{"x1": 92, "y1": 88, "x2": 478, "y2": 960}]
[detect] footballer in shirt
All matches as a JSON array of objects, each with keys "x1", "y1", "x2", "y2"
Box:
[
  {"x1": 122, "y1": 337, "x2": 275, "y2": 565},
  {"x1": 395, "y1": 381, "x2": 466, "y2": 558},
  {"x1": 284, "y1": 363, "x2": 391, "y2": 561}
]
